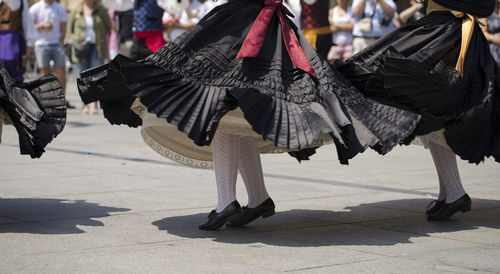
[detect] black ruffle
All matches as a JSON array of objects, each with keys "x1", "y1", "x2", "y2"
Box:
[
  {"x1": 78, "y1": 0, "x2": 420, "y2": 163},
  {"x1": 0, "y1": 67, "x2": 66, "y2": 158},
  {"x1": 338, "y1": 11, "x2": 500, "y2": 164}
]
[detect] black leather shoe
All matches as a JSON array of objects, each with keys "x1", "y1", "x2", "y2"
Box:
[
  {"x1": 198, "y1": 201, "x2": 241, "y2": 230},
  {"x1": 226, "y1": 198, "x2": 275, "y2": 227},
  {"x1": 65, "y1": 100, "x2": 76, "y2": 109},
  {"x1": 427, "y1": 194, "x2": 471, "y2": 221},
  {"x1": 426, "y1": 199, "x2": 446, "y2": 215}
]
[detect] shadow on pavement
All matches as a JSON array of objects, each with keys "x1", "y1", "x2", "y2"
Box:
[
  {"x1": 152, "y1": 198, "x2": 500, "y2": 247},
  {"x1": 0, "y1": 198, "x2": 130, "y2": 234},
  {"x1": 65, "y1": 121, "x2": 96, "y2": 128}
]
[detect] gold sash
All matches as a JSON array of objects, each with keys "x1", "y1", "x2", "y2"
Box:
[{"x1": 426, "y1": 0, "x2": 475, "y2": 74}]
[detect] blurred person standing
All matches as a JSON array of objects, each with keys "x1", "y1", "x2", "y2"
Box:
[
  {"x1": 101, "y1": 0, "x2": 134, "y2": 57},
  {"x1": 398, "y1": 0, "x2": 425, "y2": 25},
  {"x1": 166, "y1": 0, "x2": 200, "y2": 41},
  {"x1": 300, "y1": 0, "x2": 332, "y2": 59},
  {"x1": 197, "y1": 0, "x2": 226, "y2": 20},
  {"x1": 0, "y1": 0, "x2": 36, "y2": 83},
  {"x1": 327, "y1": 0, "x2": 354, "y2": 63},
  {"x1": 130, "y1": 0, "x2": 166, "y2": 60},
  {"x1": 107, "y1": 9, "x2": 118, "y2": 59},
  {"x1": 115, "y1": 9, "x2": 133, "y2": 57},
  {"x1": 68, "y1": 0, "x2": 110, "y2": 114},
  {"x1": 29, "y1": 0, "x2": 73, "y2": 108},
  {"x1": 351, "y1": 0, "x2": 397, "y2": 54},
  {"x1": 482, "y1": 0, "x2": 500, "y2": 65}
]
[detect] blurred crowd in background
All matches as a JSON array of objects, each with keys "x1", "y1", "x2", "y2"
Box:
[{"x1": 2, "y1": 0, "x2": 500, "y2": 112}]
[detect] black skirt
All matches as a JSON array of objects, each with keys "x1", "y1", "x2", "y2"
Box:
[
  {"x1": 77, "y1": 0, "x2": 419, "y2": 165},
  {"x1": 0, "y1": 66, "x2": 66, "y2": 158},
  {"x1": 337, "y1": 11, "x2": 500, "y2": 164}
]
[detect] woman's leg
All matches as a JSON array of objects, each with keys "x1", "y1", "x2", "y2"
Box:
[
  {"x1": 226, "y1": 136, "x2": 275, "y2": 227},
  {"x1": 198, "y1": 131, "x2": 241, "y2": 230},
  {"x1": 237, "y1": 136, "x2": 270, "y2": 208},
  {"x1": 428, "y1": 141, "x2": 466, "y2": 203},
  {"x1": 78, "y1": 54, "x2": 92, "y2": 113},
  {"x1": 427, "y1": 140, "x2": 471, "y2": 220},
  {"x1": 212, "y1": 131, "x2": 239, "y2": 213},
  {"x1": 88, "y1": 48, "x2": 102, "y2": 114}
]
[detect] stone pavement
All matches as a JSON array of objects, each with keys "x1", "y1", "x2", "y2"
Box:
[{"x1": 0, "y1": 73, "x2": 499, "y2": 273}]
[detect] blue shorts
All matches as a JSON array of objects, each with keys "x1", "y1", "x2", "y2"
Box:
[{"x1": 34, "y1": 44, "x2": 66, "y2": 68}]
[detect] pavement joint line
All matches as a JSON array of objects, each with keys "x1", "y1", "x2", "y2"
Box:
[
  {"x1": 328, "y1": 244, "x2": 472, "y2": 271},
  {"x1": 235, "y1": 261, "x2": 278, "y2": 272},
  {"x1": 350, "y1": 215, "x2": 500, "y2": 246},
  {"x1": 0, "y1": 182, "x2": 429, "y2": 207},
  {"x1": 2, "y1": 205, "x2": 498, "y2": 234},
  {"x1": 277, "y1": 192, "x2": 430, "y2": 203},
  {"x1": 8, "y1": 238, "x2": 185, "y2": 257},
  {"x1": 0, "y1": 212, "x2": 135, "y2": 226},
  {"x1": 211, "y1": 215, "x2": 429, "y2": 235},
  {"x1": 0, "y1": 205, "x2": 212, "y2": 225},
  {"x1": 0, "y1": 197, "x2": 448, "y2": 224},
  {"x1": 423, "y1": 257, "x2": 490, "y2": 273},
  {"x1": 9, "y1": 185, "x2": 192, "y2": 198},
  {"x1": 3, "y1": 145, "x2": 484, "y2": 200},
  {"x1": 1, "y1": 211, "x2": 498, "y2": 263},
  {"x1": 0, "y1": 211, "x2": 425, "y2": 235},
  {"x1": 1, "y1": 194, "x2": 498, "y2": 225},
  {"x1": 264, "y1": 173, "x2": 436, "y2": 196},
  {"x1": 1, "y1": 143, "x2": 184, "y2": 167},
  {"x1": 0, "y1": 172, "x2": 118, "y2": 181},
  {"x1": 335, "y1": 245, "x2": 497, "y2": 273},
  {"x1": 1, "y1": 144, "x2": 450, "y2": 197},
  {"x1": 0, "y1": 195, "x2": 421, "y2": 220},
  {"x1": 283, "y1": 258, "x2": 381, "y2": 272}
]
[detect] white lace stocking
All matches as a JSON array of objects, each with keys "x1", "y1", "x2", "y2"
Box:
[
  {"x1": 428, "y1": 141, "x2": 466, "y2": 203},
  {"x1": 238, "y1": 136, "x2": 269, "y2": 208},
  {"x1": 212, "y1": 132, "x2": 239, "y2": 212}
]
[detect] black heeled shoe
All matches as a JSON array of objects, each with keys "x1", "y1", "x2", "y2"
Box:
[
  {"x1": 427, "y1": 194, "x2": 471, "y2": 221},
  {"x1": 198, "y1": 201, "x2": 241, "y2": 230},
  {"x1": 426, "y1": 199, "x2": 446, "y2": 215},
  {"x1": 226, "y1": 198, "x2": 275, "y2": 227}
]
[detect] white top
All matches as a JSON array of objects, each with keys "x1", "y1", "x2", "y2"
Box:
[
  {"x1": 101, "y1": 0, "x2": 133, "y2": 12},
  {"x1": 157, "y1": 0, "x2": 189, "y2": 15},
  {"x1": 0, "y1": 0, "x2": 37, "y2": 46},
  {"x1": 0, "y1": 0, "x2": 20, "y2": 11},
  {"x1": 168, "y1": 0, "x2": 201, "y2": 41},
  {"x1": 331, "y1": 6, "x2": 353, "y2": 45},
  {"x1": 29, "y1": 0, "x2": 68, "y2": 46},
  {"x1": 197, "y1": 0, "x2": 226, "y2": 20},
  {"x1": 83, "y1": 15, "x2": 96, "y2": 43}
]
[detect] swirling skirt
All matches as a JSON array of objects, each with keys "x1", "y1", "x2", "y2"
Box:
[
  {"x1": 0, "y1": 67, "x2": 66, "y2": 158},
  {"x1": 77, "y1": 0, "x2": 419, "y2": 167},
  {"x1": 338, "y1": 11, "x2": 500, "y2": 164}
]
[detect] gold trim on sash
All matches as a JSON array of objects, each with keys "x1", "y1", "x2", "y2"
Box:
[{"x1": 426, "y1": 0, "x2": 475, "y2": 74}]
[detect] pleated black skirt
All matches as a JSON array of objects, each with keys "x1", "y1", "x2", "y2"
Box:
[
  {"x1": 77, "y1": 0, "x2": 419, "y2": 166},
  {"x1": 337, "y1": 11, "x2": 500, "y2": 164},
  {"x1": 0, "y1": 66, "x2": 66, "y2": 158}
]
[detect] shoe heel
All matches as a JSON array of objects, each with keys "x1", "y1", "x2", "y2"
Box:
[
  {"x1": 460, "y1": 204, "x2": 471, "y2": 213},
  {"x1": 262, "y1": 209, "x2": 275, "y2": 218}
]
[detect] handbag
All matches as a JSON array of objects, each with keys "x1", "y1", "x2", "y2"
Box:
[
  {"x1": 73, "y1": 41, "x2": 93, "y2": 59},
  {"x1": 358, "y1": 2, "x2": 377, "y2": 33},
  {"x1": 358, "y1": 17, "x2": 372, "y2": 33}
]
